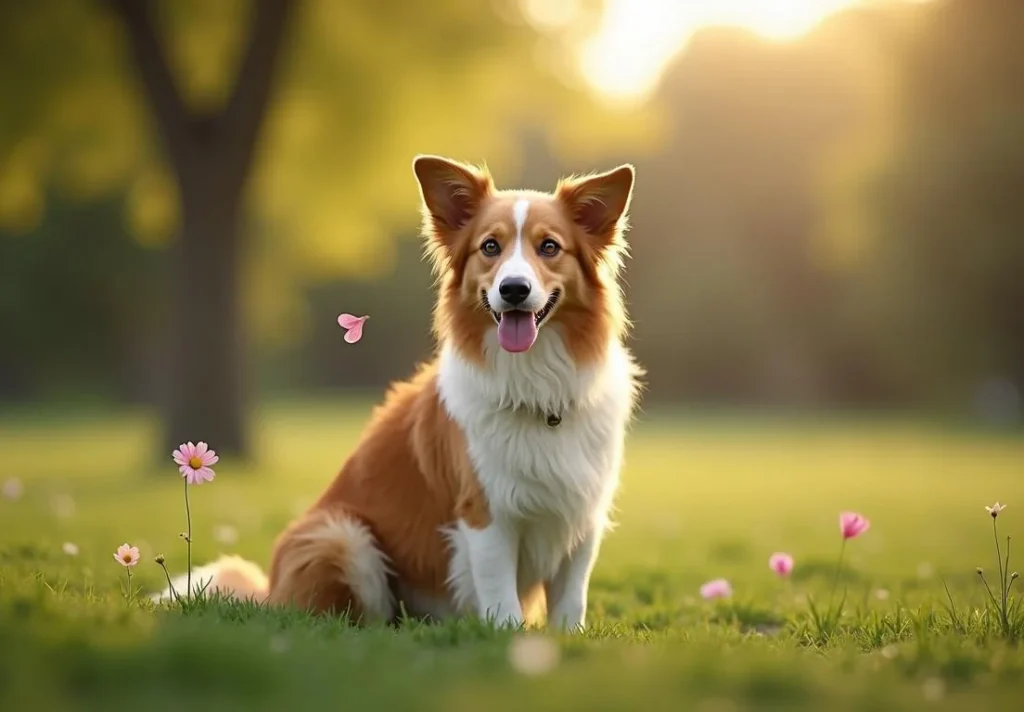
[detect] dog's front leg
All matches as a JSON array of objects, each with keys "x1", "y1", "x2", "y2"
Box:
[
  {"x1": 462, "y1": 519, "x2": 523, "y2": 628},
  {"x1": 545, "y1": 525, "x2": 604, "y2": 632}
]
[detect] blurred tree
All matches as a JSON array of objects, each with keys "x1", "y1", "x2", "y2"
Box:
[
  {"x1": 0, "y1": 194, "x2": 166, "y2": 404},
  {"x1": 620, "y1": 14, "x2": 897, "y2": 407},
  {"x1": 846, "y1": 0, "x2": 1024, "y2": 410},
  {"x1": 0, "y1": 0, "x2": 639, "y2": 456}
]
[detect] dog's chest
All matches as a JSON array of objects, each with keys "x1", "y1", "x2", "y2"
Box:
[
  {"x1": 437, "y1": 334, "x2": 635, "y2": 528},
  {"x1": 456, "y1": 387, "x2": 627, "y2": 586},
  {"x1": 464, "y1": 405, "x2": 622, "y2": 524}
]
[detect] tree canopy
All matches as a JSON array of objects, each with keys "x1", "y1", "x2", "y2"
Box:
[{"x1": 0, "y1": 0, "x2": 654, "y2": 454}]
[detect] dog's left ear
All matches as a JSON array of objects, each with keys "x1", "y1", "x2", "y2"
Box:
[{"x1": 556, "y1": 164, "x2": 635, "y2": 248}]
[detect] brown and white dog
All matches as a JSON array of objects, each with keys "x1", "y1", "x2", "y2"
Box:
[{"x1": 155, "y1": 155, "x2": 642, "y2": 631}]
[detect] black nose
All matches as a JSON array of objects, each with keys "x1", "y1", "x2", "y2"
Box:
[{"x1": 498, "y1": 277, "x2": 531, "y2": 306}]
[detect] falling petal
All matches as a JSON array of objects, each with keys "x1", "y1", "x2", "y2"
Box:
[
  {"x1": 337, "y1": 313, "x2": 363, "y2": 329},
  {"x1": 344, "y1": 321, "x2": 365, "y2": 344}
]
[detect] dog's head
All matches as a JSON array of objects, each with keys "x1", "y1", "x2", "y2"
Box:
[{"x1": 413, "y1": 155, "x2": 634, "y2": 364}]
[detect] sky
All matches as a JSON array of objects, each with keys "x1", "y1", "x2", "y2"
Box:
[{"x1": 522, "y1": 0, "x2": 931, "y2": 104}]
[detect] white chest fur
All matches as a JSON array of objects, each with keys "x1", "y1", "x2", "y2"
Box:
[{"x1": 436, "y1": 327, "x2": 638, "y2": 626}]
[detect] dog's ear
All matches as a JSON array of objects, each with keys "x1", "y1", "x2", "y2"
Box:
[
  {"x1": 413, "y1": 155, "x2": 492, "y2": 251},
  {"x1": 555, "y1": 164, "x2": 635, "y2": 249}
]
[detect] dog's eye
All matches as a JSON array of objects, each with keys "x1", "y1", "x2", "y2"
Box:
[
  {"x1": 481, "y1": 238, "x2": 501, "y2": 256},
  {"x1": 539, "y1": 238, "x2": 561, "y2": 257}
]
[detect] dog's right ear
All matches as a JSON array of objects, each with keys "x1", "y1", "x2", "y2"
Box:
[{"x1": 413, "y1": 155, "x2": 492, "y2": 251}]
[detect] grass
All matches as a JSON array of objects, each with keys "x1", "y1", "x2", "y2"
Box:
[{"x1": 1, "y1": 401, "x2": 1023, "y2": 711}]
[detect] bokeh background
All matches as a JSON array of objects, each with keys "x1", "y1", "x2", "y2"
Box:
[{"x1": 1, "y1": 0, "x2": 1022, "y2": 456}]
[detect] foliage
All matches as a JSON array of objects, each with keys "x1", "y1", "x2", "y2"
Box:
[{"x1": 0, "y1": 0, "x2": 636, "y2": 266}]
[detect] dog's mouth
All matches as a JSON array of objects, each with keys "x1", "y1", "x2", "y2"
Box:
[
  {"x1": 481, "y1": 289, "x2": 562, "y2": 353},
  {"x1": 481, "y1": 289, "x2": 561, "y2": 327}
]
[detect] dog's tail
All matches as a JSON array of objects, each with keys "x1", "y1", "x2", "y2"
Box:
[{"x1": 150, "y1": 554, "x2": 269, "y2": 604}]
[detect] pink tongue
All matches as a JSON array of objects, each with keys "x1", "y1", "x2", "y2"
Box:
[{"x1": 497, "y1": 311, "x2": 537, "y2": 353}]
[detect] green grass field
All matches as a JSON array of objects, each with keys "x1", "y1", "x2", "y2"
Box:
[{"x1": 2, "y1": 401, "x2": 1023, "y2": 711}]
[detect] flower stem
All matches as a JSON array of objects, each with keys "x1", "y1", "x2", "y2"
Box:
[
  {"x1": 827, "y1": 539, "x2": 847, "y2": 617},
  {"x1": 978, "y1": 570, "x2": 1001, "y2": 610},
  {"x1": 993, "y1": 519, "x2": 1005, "y2": 590},
  {"x1": 1003, "y1": 536, "x2": 1011, "y2": 623},
  {"x1": 125, "y1": 568, "x2": 133, "y2": 605},
  {"x1": 157, "y1": 560, "x2": 180, "y2": 605},
  {"x1": 185, "y1": 479, "x2": 192, "y2": 600}
]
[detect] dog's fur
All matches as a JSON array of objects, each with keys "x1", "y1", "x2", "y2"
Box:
[{"x1": 154, "y1": 155, "x2": 642, "y2": 631}]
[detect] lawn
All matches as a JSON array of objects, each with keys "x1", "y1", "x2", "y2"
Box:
[{"x1": 1, "y1": 401, "x2": 1023, "y2": 711}]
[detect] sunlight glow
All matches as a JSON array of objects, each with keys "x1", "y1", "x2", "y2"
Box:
[{"x1": 556, "y1": 0, "x2": 894, "y2": 104}]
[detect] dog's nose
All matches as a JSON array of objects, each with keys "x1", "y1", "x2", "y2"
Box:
[{"x1": 498, "y1": 277, "x2": 531, "y2": 306}]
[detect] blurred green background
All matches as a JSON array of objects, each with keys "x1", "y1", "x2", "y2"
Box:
[{"x1": 1, "y1": 0, "x2": 1022, "y2": 455}]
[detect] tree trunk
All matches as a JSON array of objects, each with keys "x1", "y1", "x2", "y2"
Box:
[
  {"x1": 111, "y1": 0, "x2": 295, "y2": 459},
  {"x1": 163, "y1": 186, "x2": 248, "y2": 455}
]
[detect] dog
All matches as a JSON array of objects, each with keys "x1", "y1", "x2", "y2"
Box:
[{"x1": 155, "y1": 155, "x2": 642, "y2": 631}]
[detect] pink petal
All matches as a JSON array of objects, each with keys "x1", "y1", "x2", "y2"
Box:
[
  {"x1": 769, "y1": 553, "x2": 794, "y2": 576},
  {"x1": 840, "y1": 512, "x2": 870, "y2": 539},
  {"x1": 338, "y1": 313, "x2": 364, "y2": 329},
  {"x1": 195, "y1": 442, "x2": 208, "y2": 457},
  {"x1": 172, "y1": 449, "x2": 187, "y2": 466},
  {"x1": 201, "y1": 452, "x2": 219, "y2": 467},
  {"x1": 344, "y1": 322, "x2": 364, "y2": 344},
  {"x1": 700, "y1": 578, "x2": 732, "y2": 599},
  {"x1": 199, "y1": 467, "x2": 216, "y2": 483}
]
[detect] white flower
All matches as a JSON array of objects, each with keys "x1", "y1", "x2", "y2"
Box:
[{"x1": 985, "y1": 502, "x2": 1007, "y2": 518}]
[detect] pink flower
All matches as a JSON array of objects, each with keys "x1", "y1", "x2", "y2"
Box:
[
  {"x1": 840, "y1": 512, "x2": 870, "y2": 540},
  {"x1": 114, "y1": 543, "x2": 140, "y2": 567},
  {"x1": 172, "y1": 441, "x2": 218, "y2": 485},
  {"x1": 337, "y1": 313, "x2": 369, "y2": 344},
  {"x1": 769, "y1": 552, "x2": 794, "y2": 577},
  {"x1": 700, "y1": 578, "x2": 732, "y2": 600}
]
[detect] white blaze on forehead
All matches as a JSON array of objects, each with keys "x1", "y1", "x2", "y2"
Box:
[
  {"x1": 489, "y1": 197, "x2": 543, "y2": 309},
  {"x1": 513, "y1": 199, "x2": 529, "y2": 241}
]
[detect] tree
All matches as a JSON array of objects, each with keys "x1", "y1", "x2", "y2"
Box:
[
  {"x1": 109, "y1": 0, "x2": 292, "y2": 457},
  {"x1": 847, "y1": 0, "x2": 1024, "y2": 409},
  {"x1": 0, "y1": 0, "x2": 617, "y2": 456}
]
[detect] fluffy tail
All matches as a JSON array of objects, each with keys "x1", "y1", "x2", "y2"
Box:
[{"x1": 150, "y1": 555, "x2": 269, "y2": 604}]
